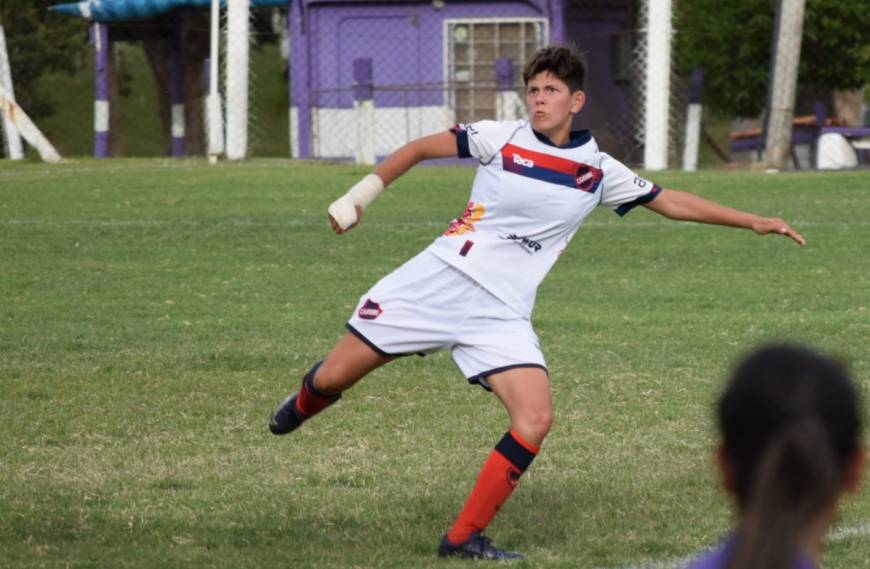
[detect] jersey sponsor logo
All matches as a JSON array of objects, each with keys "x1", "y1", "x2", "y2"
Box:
[
  {"x1": 501, "y1": 143, "x2": 603, "y2": 193},
  {"x1": 444, "y1": 201, "x2": 485, "y2": 236},
  {"x1": 358, "y1": 298, "x2": 383, "y2": 320},
  {"x1": 513, "y1": 153, "x2": 534, "y2": 168},
  {"x1": 501, "y1": 233, "x2": 543, "y2": 255}
]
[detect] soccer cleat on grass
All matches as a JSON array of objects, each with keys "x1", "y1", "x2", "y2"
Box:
[
  {"x1": 437, "y1": 532, "x2": 526, "y2": 561},
  {"x1": 268, "y1": 392, "x2": 306, "y2": 435}
]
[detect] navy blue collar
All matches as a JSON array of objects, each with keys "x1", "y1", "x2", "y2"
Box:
[{"x1": 532, "y1": 128, "x2": 592, "y2": 148}]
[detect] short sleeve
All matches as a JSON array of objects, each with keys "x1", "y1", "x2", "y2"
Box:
[
  {"x1": 598, "y1": 153, "x2": 662, "y2": 216},
  {"x1": 450, "y1": 120, "x2": 524, "y2": 164}
]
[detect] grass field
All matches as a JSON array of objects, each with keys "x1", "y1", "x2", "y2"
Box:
[{"x1": 1, "y1": 160, "x2": 868, "y2": 568}]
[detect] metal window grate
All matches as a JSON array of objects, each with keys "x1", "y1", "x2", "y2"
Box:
[{"x1": 447, "y1": 19, "x2": 547, "y2": 123}]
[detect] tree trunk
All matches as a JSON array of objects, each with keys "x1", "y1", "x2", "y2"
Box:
[{"x1": 832, "y1": 88, "x2": 864, "y2": 127}]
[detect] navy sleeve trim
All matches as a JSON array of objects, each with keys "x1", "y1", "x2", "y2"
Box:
[
  {"x1": 615, "y1": 184, "x2": 663, "y2": 217},
  {"x1": 450, "y1": 125, "x2": 472, "y2": 159}
]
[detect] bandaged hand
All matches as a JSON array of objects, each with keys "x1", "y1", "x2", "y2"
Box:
[{"x1": 327, "y1": 174, "x2": 384, "y2": 232}]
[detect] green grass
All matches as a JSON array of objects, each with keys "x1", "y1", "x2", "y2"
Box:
[{"x1": 1, "y1": 160, "x2": 868, "y2": 568}]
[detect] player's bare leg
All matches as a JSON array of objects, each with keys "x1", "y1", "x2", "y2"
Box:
[
  {"x1": 269, "y1": 332, "x2": 393, "y2": 434},
  {"x1": 439, "y1": 367, "x2": 551, "y2": 561},
  {"x1": 488, "y1": 367, "x2": 553, "y2": 446}
]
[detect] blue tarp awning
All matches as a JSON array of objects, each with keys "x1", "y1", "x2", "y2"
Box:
[{"x1": 51, "y1": 0, "x2": 288, "y2": 22}]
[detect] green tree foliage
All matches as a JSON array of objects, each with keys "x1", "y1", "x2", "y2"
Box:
[
  {"x1": 675, "y1": 0, "x2": 870, "y2": 117},
  {"x1": 0, "y1": 0, "x2": 88, "y2": 120}
]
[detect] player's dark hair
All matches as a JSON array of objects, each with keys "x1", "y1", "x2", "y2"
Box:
[
  {"x1": 522, "y1": 44, "x2": 587, "y2": 92},
  {"x1": 719, "y1": 344, "x2": 862, "y2": 569}
]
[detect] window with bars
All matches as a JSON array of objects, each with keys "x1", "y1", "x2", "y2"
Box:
[{"x1": 446, "y1": 19, "x2": 547, "y2": 123}]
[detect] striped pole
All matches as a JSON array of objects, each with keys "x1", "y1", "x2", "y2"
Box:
[
  {"x1": 494, "y1": 58, "x2": 519, "y2": 121},
  {"x1": 169, "y1": 15, "x2": 186, "y2": 157},
  {"x1": 290, "y1": 0, "x2": 309, "y2": 158},
  {"x1": 681, "y1": 68, "x2": 703, "y2": 171},
  {"x1": 92, "y1": 22, "x2": 110, "y2": 158},
  {"x1": 353, "y1": 57, "x2": 374, "y2": 165}
]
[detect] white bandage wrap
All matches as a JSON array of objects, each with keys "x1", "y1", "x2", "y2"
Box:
[{"x1": 327, "y1": 174, "x2": 384, "y2": 230}]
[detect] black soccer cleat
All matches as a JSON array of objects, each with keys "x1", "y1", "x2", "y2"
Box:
[
  {"x1": 268, "y1": 392, "x2": 306, "y2": 435},
  {"x1": 437, "y1": 532, "x2": 526, "y2": 561}
]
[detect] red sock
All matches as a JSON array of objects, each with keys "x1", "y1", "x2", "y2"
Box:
[
  {"x1": 446, "y1": 430, "x2": 539, "y2": 545},
  {"x1": 294, "y1": 362, "x2": 341, "y2": 418}
]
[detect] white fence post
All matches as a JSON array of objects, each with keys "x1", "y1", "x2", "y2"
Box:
[
  {"x1": 682, "y1": 68, "x2": 703, "y2": 172},
  {"x1": 353, "y1": 58, "x2": 375, "y2": 165},
  {"x1": 0, "y1": 25, "x2": 23, "y2": 160}
]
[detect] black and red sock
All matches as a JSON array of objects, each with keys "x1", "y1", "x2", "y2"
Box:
[
  {"x1": 446, "y1": 430, "x2": 539, "y2": 545},
  {"x1": 294, "y1": 361, "x2": 341, "y2": 418}
]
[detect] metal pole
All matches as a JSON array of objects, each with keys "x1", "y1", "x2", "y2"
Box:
[
  {"x1": 682, "y1": 68, "x2": 703, "y2": 171},
  {"x1": 643, "y1": 0, "x2": 672, "y2": 171},
  {"x1": 207, "y1": 0, "x2": 224, "y2": 162},
  {"x1": 93, "y1": 22, "x2": 110, "y2": 158},
  {"x1": 169, "y1": 15, "x2": 186, "y2": 157},
  {"x1": 225, "y1": 0, "x2": 250, "y2": 160}
]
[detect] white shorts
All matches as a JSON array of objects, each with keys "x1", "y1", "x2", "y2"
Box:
[{"x1": 346, "y1": 251, "x2": 547, "y2": 390}]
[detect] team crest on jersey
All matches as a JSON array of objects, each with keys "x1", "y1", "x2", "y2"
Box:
[
  {"x1": 575, "y1": 164, "x2": 604, "y2": 193},
  {"x1": 444, "y1": 202, "x2": 486, "y2": 236},
  {"x1": 501, "y1": 143, "x2": 603, "y2": 193},
  {"x1": 358, "y1": 299, "x2": 383, "y2": 320}
]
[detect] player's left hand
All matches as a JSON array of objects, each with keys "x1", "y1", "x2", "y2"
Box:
[{"x1": 751, "y1": 217, "x2": 806, "y2": 246}]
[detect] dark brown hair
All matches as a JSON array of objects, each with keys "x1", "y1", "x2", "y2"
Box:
[
  {"x1": 719, "y1": 344, "x2": 863, "y2": 569},
  {"x1": 522, "y1": 44, "x2": 587, "y2": 92}
]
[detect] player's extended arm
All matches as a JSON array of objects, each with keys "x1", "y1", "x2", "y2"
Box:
[
  {"x1": 327, "y1": 131, "x2": 458, "y2": 234},
  {"x1": 643, "y1": 189, "x2": 806, "y2": 246}
]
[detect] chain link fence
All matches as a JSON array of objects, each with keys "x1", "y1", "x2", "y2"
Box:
[{"x1": 299, "y1": 5, "x2": 685, "y2": 167}]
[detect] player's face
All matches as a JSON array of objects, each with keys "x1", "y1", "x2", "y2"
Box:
[{"x1": 525, "y1": 72, "x2": 585, "y2": 145}]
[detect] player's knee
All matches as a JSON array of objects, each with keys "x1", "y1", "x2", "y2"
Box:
[{"x1": 516, "y1": 409, "x2": 553, "y2": 441}]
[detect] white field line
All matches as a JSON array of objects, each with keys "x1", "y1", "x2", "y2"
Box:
[
  {"x1": 598, "y1": 523, "x2": 870, "y2": 569},
  {"x1": 0, "y1": 219, "x2": 868, "y2": 229}
]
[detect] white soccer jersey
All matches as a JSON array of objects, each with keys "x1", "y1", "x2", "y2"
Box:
[{"x1": 425, "y1": 119, "x2": 661, "y2": 317}]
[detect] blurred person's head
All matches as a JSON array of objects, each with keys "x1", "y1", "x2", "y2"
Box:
[{"x1": 717, "y1": 344, "x2": 865, "y2": 569}]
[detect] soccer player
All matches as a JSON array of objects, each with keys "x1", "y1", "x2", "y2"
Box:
[
  {"x1": 270, "y1": 45, "x2": 806, "y2": 561},
  {"x1": 685, "y1": 344, "x2": 865, "y2": 569}
]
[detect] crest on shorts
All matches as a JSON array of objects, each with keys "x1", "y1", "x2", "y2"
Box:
[{"x1": 358, "y1": 298, "x2": 383, "y2": 320}]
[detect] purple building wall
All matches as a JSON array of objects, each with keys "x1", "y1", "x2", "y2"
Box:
[
  {"x1": 290, "y1": 0, "x2": 564, "y2": 158},
  {"x1": 563, "y1": 1, "x2": 635, "y2": 156}
]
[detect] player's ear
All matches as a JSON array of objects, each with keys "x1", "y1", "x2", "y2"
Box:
[
  {"x1": 842, "y1": 446, "x2": 867, "y2": 493},
  {"x1": 716, "y1": 445, "x2": 737, "y2": 496},
  {"x1": 570, "y1": 90, "x2": 586, "y2": 115}
]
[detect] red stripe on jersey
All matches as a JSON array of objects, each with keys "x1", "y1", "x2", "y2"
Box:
[{"x1": 501, "y1": 143, "x2": 583, "y2": 176}]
